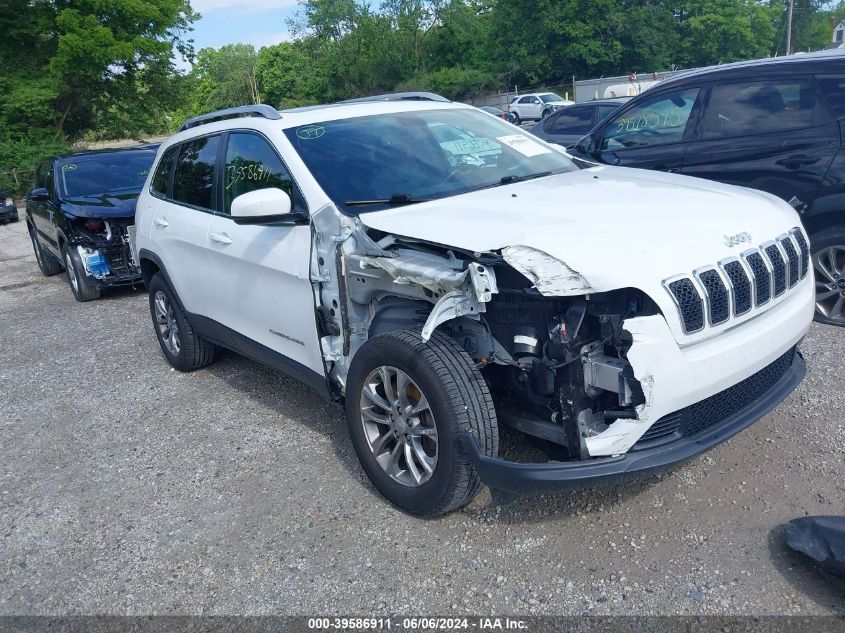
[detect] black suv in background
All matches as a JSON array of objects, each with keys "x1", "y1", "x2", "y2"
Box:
[
  {"x1": 26, "y1": 146, "x2": 157, "y2": 301},
  {"x1": 570, "y1": 50, "x2": 845, "y2": 326}
]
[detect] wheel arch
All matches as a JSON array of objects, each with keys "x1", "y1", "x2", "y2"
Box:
[{"x1": 138, "y1": 249, "x2": 171, "y2": 290}]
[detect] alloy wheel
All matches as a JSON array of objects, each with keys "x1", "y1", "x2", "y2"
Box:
[
  {"x1": 153, "y1": 290, "x2": 181, "y2": 355},
  {"x1": 813, "y1": 245, "x2": 845, "y2": 323},
  {"x1": 65, "y1": 252, "x2": 79, "y2": 293},
  {"x1": 359, "y1": 366, "x2": 438, "y2": 487}
]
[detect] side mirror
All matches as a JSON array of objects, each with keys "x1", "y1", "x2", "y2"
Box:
[
  {"x1": 29, "y1": 188, "x2": 49, "y2": 201},
  {"x1": 231, "y1": 188, "x2": 305, "y2": 225}
]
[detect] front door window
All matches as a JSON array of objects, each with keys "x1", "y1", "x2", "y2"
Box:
[{"x1": 602, "y1": 89, "x2": 700, "y2": 150}]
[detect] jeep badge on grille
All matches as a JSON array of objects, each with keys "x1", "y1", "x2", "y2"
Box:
[{"x1": 723, "y1": 232, "x2": 752, "y2": 248}]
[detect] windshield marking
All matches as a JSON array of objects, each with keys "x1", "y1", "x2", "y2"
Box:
[{"x1": 496, "y1": 135, "x2": 553, "y2": 157}]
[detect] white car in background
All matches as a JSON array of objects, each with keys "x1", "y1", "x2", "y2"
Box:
[
  {"x1": 133, "y1": 94, "x2": 814, "y2": 516},
  {"x1": 508, "y1": 92, "x2": 574, "y2": 123}
]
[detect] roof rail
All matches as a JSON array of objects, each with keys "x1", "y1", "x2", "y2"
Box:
[
  {"x1": 179, "y1": 104, "x2": 282, "y2": 132},
  {"x1": 339, "y1": 92, "x2": 450, "y2": 104}
]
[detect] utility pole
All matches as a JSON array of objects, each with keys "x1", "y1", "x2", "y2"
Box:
[{"x1": 786, "y1": 0, "x2": 794, "y2": 55}]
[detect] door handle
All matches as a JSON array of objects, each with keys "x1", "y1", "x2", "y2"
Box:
[
  {"x1": 653, "y1": 164, "x2": 679, "y2": 173},
  {"x1": 776, "y1": 154, "x2": 820, "y2": 169},
  {"x1": 209, "y1": 232, "x2": 232, "y2": 245},
  {"x1": 154, "y1": 217, "x2": 169, "y2": 228}
]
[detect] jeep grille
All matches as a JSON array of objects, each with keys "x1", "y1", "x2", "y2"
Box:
[{"x1": 664, "y1": 228, "x2": 808, "y2": 335}]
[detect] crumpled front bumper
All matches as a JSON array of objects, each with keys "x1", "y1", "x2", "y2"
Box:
[{"x1": 459, "y1": 350, "x2": 806, "y2": 498}]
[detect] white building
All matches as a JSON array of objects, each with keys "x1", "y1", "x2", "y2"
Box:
[{"x1": 833, "y1": 20, "x2": 845, "y2": 49}]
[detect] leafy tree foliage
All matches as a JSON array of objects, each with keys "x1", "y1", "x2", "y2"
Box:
[
  {"x1": 0, "y1": 0, "x2": 196, "y2": 194},
  {"x1": 1, "y1": 0, "x2": 842, "y2": 197}
]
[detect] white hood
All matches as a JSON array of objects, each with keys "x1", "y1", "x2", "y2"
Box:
[{"x1": 359, "y1": 165, "x2": 804, "y2": 342}]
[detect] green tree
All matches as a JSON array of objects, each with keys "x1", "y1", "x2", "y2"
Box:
[
  {"x1": 675, "y1": 0, "x2": 778, "y2": 67},
  {"x1": 192, "y1": 44, "x2": 261, "y2": 111}
]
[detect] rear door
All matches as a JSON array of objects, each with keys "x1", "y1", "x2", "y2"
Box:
[
  {"x1": 592, "y1": 87, "x2": 702, "y2": 172},
  {"x1": 680, "y1": 77, "x2": 839, "y2": 208},
  {"x1": 204, "y1": 131, "x2": 324, "y2": 376},
  {"x1": 151, "y1": 135, "x2": 220, "y2": 323}
]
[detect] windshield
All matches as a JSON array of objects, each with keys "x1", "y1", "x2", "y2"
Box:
[
  {"x1": 60, "y1": 153, "x2": 154, "y2": 198},
  {"x1": 284, "y1": 108, "x2": 578, "y2": 213},
  {"x1": 540, "y1": 93, "x2": 564, "y2": 103}
]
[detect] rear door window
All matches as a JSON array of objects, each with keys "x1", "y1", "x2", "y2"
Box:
[
  {"x1": 602, "y1": 88, "x2": 700, "y2": 149},
  {"x1": 549, "y1": 106, "x2": 595, "y2": 135},
  {"x1": 172, "y1": 135, "x2": 220, "y2": 211},
  {"x1": 817, "y1": 75, "x2": 845, "y2": 118},
  {"x1": 701, "y1": 79, "x2": 827, "y2": 138}
]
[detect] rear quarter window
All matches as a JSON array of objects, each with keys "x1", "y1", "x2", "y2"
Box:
[{"x1": 151, "y1": 146, "x2": 178, "y2": 197}]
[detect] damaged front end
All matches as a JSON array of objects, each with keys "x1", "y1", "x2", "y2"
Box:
[
  {"x1": 67, "y1": 216, "x2": 141, "y2": 286},
  {"x1": 311, "y1": 211, "x2": 807, "y2": 498},
  {"x1": 312, "y1": 209, "x2": 654, "y2": 456}
]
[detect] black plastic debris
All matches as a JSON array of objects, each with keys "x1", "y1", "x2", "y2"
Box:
[{"x1": 784, "y1": 516, "x2": 845, "y2": 580}]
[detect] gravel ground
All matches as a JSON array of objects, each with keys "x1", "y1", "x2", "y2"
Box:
[{"x1": 0, "y1": 215, "x2": 843, "y2": 616}]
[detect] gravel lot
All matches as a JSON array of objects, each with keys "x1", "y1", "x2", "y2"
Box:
[{"x1": 1, "y1": 215, "x2": 843, "y2": 616}]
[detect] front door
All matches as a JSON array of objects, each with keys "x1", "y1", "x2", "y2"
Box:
[
  {"x1": 593, "y1": 87, "x2": 702, "y2": 172},
  {"x1": 205, "y1": 131, "x2": 324, "y2": 377},
  {"x1": 28, "y1": 161, "x2": 60, "y2": 256},
  {"x1": 680, "y1": 77, "x2": 839, "y2": 209}
]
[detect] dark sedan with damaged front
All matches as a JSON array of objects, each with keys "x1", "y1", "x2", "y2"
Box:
[{"x1": 26, "y1": 146, "x2": 157, "y2": 301}]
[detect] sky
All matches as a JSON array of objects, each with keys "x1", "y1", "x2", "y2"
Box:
[{"x1": 185, "y1": 0, "x2": 301, "y2": 61}]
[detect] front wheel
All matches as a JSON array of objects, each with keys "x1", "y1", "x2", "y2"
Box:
[
  {"x1": 345, "y1": 330, "x2": 498, "y2": 516},
  {"x1": 810, "y1": 226, "x2": 845, "y2": 326},
  {"x1": 541, "y1": 108, "x2": 552, "y2": 119},
  {"x1": 63, "y1": 246, "x2": 101, "y2": 302}
]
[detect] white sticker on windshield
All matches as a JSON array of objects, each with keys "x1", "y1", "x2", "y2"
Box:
[{"x1": 496, "y1": 135, "x2": 552, "y2": 157}]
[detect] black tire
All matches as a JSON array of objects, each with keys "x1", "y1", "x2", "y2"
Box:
[
  {"x1": 29, "y1": 225, "x2": 62, "y2": 276},
  {"x1": 147, "y1": 273, "x2": 215, "y2": 371},
  {"x1": 541, "y1": 108, "x2": 551, "y2": 119},
  {"x1": 808, "y1": 225, "x2": 845, "y2": 327},
  {"x1": 62, "y1": 246, "x2": 101, "y2": 302},
  {"x1": 345, "y1": 330, "x2": 498, "y2": 516},
  {"x1": 512, "y1": 112, "x2": 521, "y2": 125}
]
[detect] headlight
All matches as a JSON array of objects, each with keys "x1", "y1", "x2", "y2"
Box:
[{"x1": 4, "y1": 197, "x2": 13, "y2": 207}]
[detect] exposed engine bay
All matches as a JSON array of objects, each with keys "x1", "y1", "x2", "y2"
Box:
[
  {"x1": 68, "y1": 217, "x2": 139, "y2": 284},
  {"x1": 311, "y1": 208, "x2": 661, "y2": 462}
]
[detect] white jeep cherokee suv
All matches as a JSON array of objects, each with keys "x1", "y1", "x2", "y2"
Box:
[{"x1": 134, "y1": 93, "x2": 814, "y2": 516}]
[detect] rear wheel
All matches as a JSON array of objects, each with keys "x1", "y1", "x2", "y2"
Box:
[
  {"x1": 29, "y1": 226, "x2": 62, "y2": 276},
  {"x1": 345, "y1": 330, "x2": 498, "y2": 516},
  {"x1": 810, "y1": 226, "x2": 845, "y2": 326},
  {"x1": 147, "y1": 273, "x2": 215, "y2": 371},
  {"x1": 512, "y1": 112, "x2": 521, "y2": 125},
  {"x1": 63, "y1": 246, "x2": 101, "y2": 302}
]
